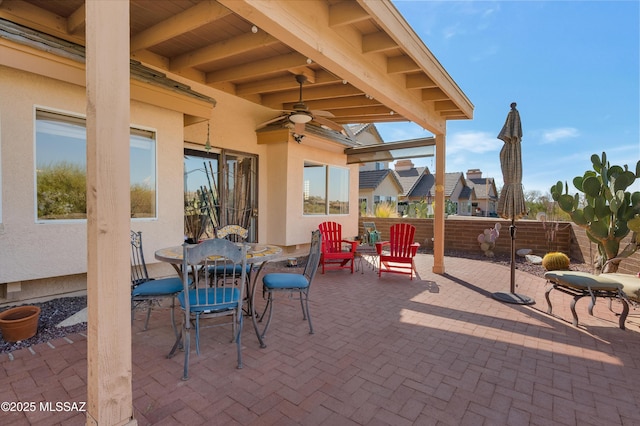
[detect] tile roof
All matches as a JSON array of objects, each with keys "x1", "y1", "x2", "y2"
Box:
[
  {"x1": 359, "y1": 169, "x2": 401, "y2": 190},
  {"x1": 406, "y1": 172, "x2": 435, "y2": 198},
  {"x1": 394, "y1": 167, "x2": 426, "y2": 196},
  {"x1": 470, "y1": 178, "x2": 498, "y2": 200}
]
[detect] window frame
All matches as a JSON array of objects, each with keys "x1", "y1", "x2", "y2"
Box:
[
  {"x1": 303, "y1": 161, "x2": 349, "y2": 216},
  {"x1": 33, "y1": 108, "x2": 158, "y2": 223}
]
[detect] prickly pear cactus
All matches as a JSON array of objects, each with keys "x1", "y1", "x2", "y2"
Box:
[
  {"x1": 550, "y1": 152, "x2": 640, "y2": 272},
  {"x1": 542, "y1": 252, "x2": 570, "y2": 271},
  {"x1": 477, "y1": 223, "x2": 502, "y2": 257}
]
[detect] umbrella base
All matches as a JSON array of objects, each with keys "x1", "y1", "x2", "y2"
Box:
[{"x1": 492, "y1": 292, "x2": 535, "y2": 305}]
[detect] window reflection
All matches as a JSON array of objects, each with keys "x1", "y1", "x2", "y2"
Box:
[
  {"x1": 35, "y1": 110, "x2": 157, "y2": 220},
  {"x1": 303, "y1": 162, "x2": 349, "y2": 215}
]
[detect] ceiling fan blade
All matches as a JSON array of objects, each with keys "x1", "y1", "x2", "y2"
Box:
[
  {"x1": 256, "y1": 114, "x2": 287, "y2": 129},
  {"x1": 310, "y1": 109, "x2": 334, "y2": 118},
  {"x1": 312, "y1": 116, "x2": 344, "y2": 132}
]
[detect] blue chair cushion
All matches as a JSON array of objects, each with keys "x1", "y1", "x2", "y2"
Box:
[
  {"x1": 178, "y1": 288, "x2": 240, "y2": 313},
  {"x1": 132, "y1": 277, "x2": 183, "y2": 297},
  {"x1": 263, "y1": 273, "x2": 309, "y2": 290}
]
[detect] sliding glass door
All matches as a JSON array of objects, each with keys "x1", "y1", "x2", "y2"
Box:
[{"x1": 184, "y1": 148, "x2": 257, "y2": 242}]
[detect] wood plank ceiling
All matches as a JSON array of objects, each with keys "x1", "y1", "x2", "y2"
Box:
[{"x1": 0, "y1": 0, "x2": 473, "y2": 134}]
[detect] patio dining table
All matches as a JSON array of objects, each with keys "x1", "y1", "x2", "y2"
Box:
[
  {"x1": 154, "y1": 242, "x2": 283, "y2": 270},
  {"x1": 154, "y1": 242, "x2": 283, "y2": 291},
  {"x1": 154, "y1": 242, "x2": 283, "y2": 339}
]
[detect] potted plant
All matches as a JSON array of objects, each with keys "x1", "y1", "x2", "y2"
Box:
[{"x1": 0, "y1": 305, "x2": 41, "y2": 342}]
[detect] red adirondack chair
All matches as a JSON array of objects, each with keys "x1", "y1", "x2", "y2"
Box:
[
  {"x1": 376, "y1": 223, "x2": 420, "y2": 280},
  {"x1": 318, "y1": 221, "x2": 358, "y2": 274}
]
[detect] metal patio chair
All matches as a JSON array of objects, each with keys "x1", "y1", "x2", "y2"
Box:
[
  {"x1": 130, "y1": 230, "x2": 183, "y2": 336},
  {"x1": 168, "y1": 238, "x2": 248, "y2": 380},
  {"x1": 252, "y1": 230, "x2": 321, "y2": 348}
]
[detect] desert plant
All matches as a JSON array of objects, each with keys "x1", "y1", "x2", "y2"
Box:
[
  {"x1": 374, "y1": 202, "x2": 397, "y2": 218},
  {"x1": 477, "y1": 223, "x2": 501, "y2": 257},
  {"x1": 405, "y1": 200, "x2": 429, "y2": 218},
  {"x1": 542, "y1": 252, "x2": 570, "y2": 271},
  {"x1": 550, "y1": 152, "x2": 640, "y2": 273}
]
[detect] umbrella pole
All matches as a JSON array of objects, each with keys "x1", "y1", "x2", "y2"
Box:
[
  {"x1": 492, "y1": 206, "x2": 534, "y2": 305},
  {"x1": 510, "y1": 219, "x2": 516, "y2": 294}
]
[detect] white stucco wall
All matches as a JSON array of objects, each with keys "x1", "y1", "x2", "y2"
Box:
[
  {"x1": 0, "y1": 63, "x2": 362, "y2": 299},
  {"x1": 0, "y1": 65, "x2": 185, "y2": 284},
  {"x1": 265, "y1": 133, "x2": 359, "y2": 247}
]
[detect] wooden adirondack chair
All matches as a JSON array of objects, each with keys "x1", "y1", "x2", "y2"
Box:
[
  {"x1": 376, "y1": 223, "x2": 420, "y2": 280},
  {"x1": 318, "y1": 221, "x2": 358, "y2": 274}
]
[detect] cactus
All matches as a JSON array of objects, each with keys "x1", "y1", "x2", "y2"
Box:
[
  {"x1": 477, "y1": 223, "x2": 501, "y2": 257},
  {"x1": 405, "y1": 200, "x2": 429, "y2": 219},
  {"x1": 550, "y1": 152, "x2": 640, "y2": 273},
  {"x1": 542, "y1": 252, "x2": 570, "y2": 271}
]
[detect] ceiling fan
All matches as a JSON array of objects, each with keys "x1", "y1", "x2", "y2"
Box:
[{"x1": 257, "y1": 74, "x2": 344, "y2": 134}]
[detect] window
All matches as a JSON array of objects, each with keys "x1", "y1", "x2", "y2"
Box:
[
  {"x1": 35, "y1": 110, "x2": 157, "y2": 221},
  {"x1": 303, "y1": 162, "x2": 349, "y2": 215}
]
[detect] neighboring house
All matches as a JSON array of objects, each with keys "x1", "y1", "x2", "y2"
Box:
[
  {"x1": 466, "y1": 169, "x2": 499, "y2": 216},
  {"x1": 395, "y1": 160, "x2": 428, "y2": 197},
  {"x1": 394, "y1": 161, "x2": 483, "y2": 216},
  {"x1": 358, "y1": 169, "x2": 403, "y2": 216},
  {"x1": 444, "y1": 172, "x2": 476, "y2": 216},
  {"x1": 351, "y1": 123, "x2": 389, "y2": 172},
  {"x1": 354, "y1": 126, "x2": 436, "y2": 216}
]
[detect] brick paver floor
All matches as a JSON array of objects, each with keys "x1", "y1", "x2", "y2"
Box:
[{"x1": 1, "y1": 254, "x2": 639, "y2": 425}]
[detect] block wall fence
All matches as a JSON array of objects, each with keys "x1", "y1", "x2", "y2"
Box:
[{"x1": 358, "y1": 217, "x2": 640, "y2": 275}]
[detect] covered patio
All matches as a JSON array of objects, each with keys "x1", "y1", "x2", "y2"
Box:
[
  {"x1": 2, "y1": 254, "x2": 639, "y2": 425},
  {"x1": 0, "y1": 1, "x2": 476, "y2": 420}
]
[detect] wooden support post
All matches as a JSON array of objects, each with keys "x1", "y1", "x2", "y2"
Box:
[
  {"x1": 85, "y1": 0, "x2": 136, "y2": 424},
  {"x1": 433, "y1": 133, "x2": 446, "y2": 274}
]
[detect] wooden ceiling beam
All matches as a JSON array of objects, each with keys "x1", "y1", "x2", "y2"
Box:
[
  {"x1": 439, "y1": 110, "x2": 465, "y2": 117},
  {"x1": 328, "y1": 1, "x2": 370, "y2": 27},
  {"x1": 387, "y1": 55, "x2": 420, "y2": 74},
  {"x1": 205, "y1": 52, "x2": 308, "y2": 84},
  {"x1": 170, "y1": 31, "x2": 278, "y2": 70},
  {"x1": 299, "y1": 95, "x2": 381, "y2": 110},
  {"x1": 269, "y1": 84, "x2": 362, "y2": 107},
  {"x1": 328, "y1": 105, "x2": 395, "y2": 117},
  {"x1": 434, "y1": 100, "x2": 458, "y2": 111},
  {"x1": 131, "y1": 1, "x2": 232, "y2": 52},
  {"x1": 405, "y1": 73, "x2": 436, "y2": 89},
  {"x1": 236, "y1": 70, "x2": 339, "y2": 96},
  {"x1": 421, "y1": 87, "x2": 448, "y2": 101},
  {"x1": 218, "y1": 0, "x2": 452, "y2": 133},
  {"x1": 331, "y1": 115, "x2": 405, "y2": 124},
  {"x1": 362, "y1": 31, "x2": 397, "y2": 53},
  {"x1": 0, "y1": 0, "x2": 84, "y2": 44},
  {"x1": 236, "y1": 75, "x2": 300, "y2": 96},
  {"x1": 67, "y1": 3, "x2": 85, "y2": 34}
]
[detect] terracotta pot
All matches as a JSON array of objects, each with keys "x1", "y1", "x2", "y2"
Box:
[{"x1": 0, "y1": 305, "x2": 41, "y2": 342}]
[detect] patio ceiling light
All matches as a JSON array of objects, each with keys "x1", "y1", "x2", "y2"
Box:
[{"x1": 289, "y1": 111, "x2": 312, "y2": 124}]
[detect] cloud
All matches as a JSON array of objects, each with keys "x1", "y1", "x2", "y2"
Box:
[
  {"x1": 541, "y1": 127, "x2": 579, "y2": 143},
  {"x1": 442, "y1": 24, "x2": 462, "y2": 40},
  {"x1": 446, "y1": 131, "x2": 503, "y2": 155}
]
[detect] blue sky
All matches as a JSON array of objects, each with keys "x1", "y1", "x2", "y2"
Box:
[{"x1": 377, "y1": 0, "x2": 640, "y2": 196}]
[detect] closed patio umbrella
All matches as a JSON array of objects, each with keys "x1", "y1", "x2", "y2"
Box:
[{"x1": 492, "y1": 103, "x2": 534, "y2": 305}]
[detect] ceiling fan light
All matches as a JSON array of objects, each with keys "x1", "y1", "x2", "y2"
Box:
[{"x1": 289, "y1": 112, "x2": 312, "y2": 124}]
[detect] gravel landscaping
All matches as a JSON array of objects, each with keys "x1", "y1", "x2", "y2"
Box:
[{"x1": 0, "y1": 296, "x2": 87, "y2": 354}]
